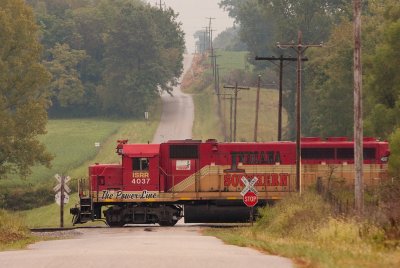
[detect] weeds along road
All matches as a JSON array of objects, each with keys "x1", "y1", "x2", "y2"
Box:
[
  {"x1": 152, "y1": 54, "x2": 194, "y2": 143},
  {"x1": 0, "y1": 226, "x2": 293, "y2": 268},
  {"x1": 0, "y1": 54, "x2": 293, "y2": 268}
]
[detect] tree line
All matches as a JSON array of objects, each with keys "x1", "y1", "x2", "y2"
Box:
[
  {"x1": 29, "y1": 0, "x2": 185, "y2": 118},
  {"x1": 0, "y1": 0, "x2": 185, "y2": 179}
]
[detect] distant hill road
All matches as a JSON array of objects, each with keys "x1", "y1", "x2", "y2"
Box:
[{"x1": 152, "y1": 54, "x2": 194, "y2": 143}]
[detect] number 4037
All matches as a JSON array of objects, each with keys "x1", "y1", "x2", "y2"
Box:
[{"x1": 131, "y1": 178, "x2": 150, "y2": 184}]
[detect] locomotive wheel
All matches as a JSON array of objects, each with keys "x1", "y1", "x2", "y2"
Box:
[{"x1": 105, "y1": 206, "x2": 125, "y2": 227}]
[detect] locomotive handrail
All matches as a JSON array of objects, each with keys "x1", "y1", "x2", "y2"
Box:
[{"x1": 158, "y1": 166, "x2": 175, "y2": 195}]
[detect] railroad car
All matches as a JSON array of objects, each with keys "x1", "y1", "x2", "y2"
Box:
[{"x1": 70, "y1": 137, "x2": 390, "y2": 227}]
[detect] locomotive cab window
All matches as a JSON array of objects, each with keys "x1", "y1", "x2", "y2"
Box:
[
  {"x1": 301, "y1": 148, "x2": 335, "y2": 159},
  {"x1": 169, "y1": 145, "x2": 198, "y2": 159},
  {"x1": 132, "y1": 158, "x2": 149, "y2": 171}
]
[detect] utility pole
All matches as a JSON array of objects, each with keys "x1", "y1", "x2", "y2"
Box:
[
  {"x1": 206, "y1": 17, "x2": 215, "y2": 50},
  {"x1": 209, "y1": 52, "x2": 220, "y2": 94},
  {"x1": 218, "y1": 93, "x2": 236, "y2": 141},
  {"x1": 216, "y1": 64, "x2": 221, "y2": 95},
  {"x1": 277, "y1": 31, "x2": 322, "y2": 194},
  {"x1": 209, "y1": 29, "x2": 216, "y2": 75},
  {"x1": 253, "y1": 78, "x2": 276, "y2": 142},
  {"x1": 202, "y1": 27, "x2": 208, "y2": 55},
  {"x1": 224, "y1": 83, "x2": 250, "y2": 142},
  {"x1": 254, "y1": 75, "x2": 261, "y2": 142},
  {"x1": 255, "y1": 55, "x2": 308, "y2": 141},
  {"x1": 354, "y1": 0, "x2": 364, "y2": 216},
  {"x1": 156, "y1": 0, "x2": 165, "y2": 10}
]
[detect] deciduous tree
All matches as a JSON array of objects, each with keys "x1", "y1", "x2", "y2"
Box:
[{"x1": 0, "y1": 0, "x2": 52, "y2": 178}]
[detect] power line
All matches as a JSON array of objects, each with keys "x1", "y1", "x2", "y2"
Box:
[
  {"x1": 277, "y1": 31, "x2": 322, "y2": 194},
  {"x1": 224, "y1": 83, "x2": 250, "y2": 142},
  {"x1": 255, "y1": 55, "x2": 308, "y2": 141}
]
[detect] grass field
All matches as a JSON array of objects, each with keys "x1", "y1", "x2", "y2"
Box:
[{"x1": 1, "y1": 119, "x2": 122, "y2": 189}]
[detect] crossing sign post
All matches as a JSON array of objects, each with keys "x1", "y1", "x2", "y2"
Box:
[
  {"x1": 240, "y1": 176, "x2": 259, "y2": 224},
  {"x1": 54, "y1": 174, "x2": 70, "y2": 228}
]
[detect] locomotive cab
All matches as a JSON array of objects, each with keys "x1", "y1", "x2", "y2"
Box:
[{"x1": 71, "y1": 140, "x2": 183, "y2": 227}]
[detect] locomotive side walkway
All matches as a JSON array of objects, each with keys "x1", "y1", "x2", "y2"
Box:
[{"x1": 0, "y1": 227, "x2": 293, "y2": 268}]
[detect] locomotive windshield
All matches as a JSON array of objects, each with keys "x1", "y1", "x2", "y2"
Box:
[{"x1": 132, "y1": 158, "x2": 149, "y2": 171}]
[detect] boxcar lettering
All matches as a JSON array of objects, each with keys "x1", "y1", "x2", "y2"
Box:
[
  {"x1": 101, "y1": 190, "x2": 114, "y2": 199},
  {"x1": 101, "y1": 190, "x2": 157, "y2": 200},
  {"x1": 230, "y1": 151, "x2": 281, "y2": 166},
  {"x1": 133, "y1": 172, "x2": 149, "y2": 178},
  {"x1": 223, "y1": 173, "x2": 289, "y2": 187}
]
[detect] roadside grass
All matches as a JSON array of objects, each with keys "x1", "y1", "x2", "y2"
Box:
[
  {"x1": 192, "y1": 88, "x2": 225, "y2": 141},
  {"x1": 0, "y1": 210, "x2": 40, "y2": 250},
  {"x1": 206, "y1": 192, "x2": 400, "y2": 268},
  {"x1": 20, "y1": 193, "x2": 108, "y2": 228}
]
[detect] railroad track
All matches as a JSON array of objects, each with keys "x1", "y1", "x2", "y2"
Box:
[{"x1": 30, "y1": 223, "x2": 243, "y2": 232}]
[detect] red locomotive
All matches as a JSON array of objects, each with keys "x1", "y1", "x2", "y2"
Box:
[{"x1": 70, "y1": 137, "x2": 390, "y2": 226}]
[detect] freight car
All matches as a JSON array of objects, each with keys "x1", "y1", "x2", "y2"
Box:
[{"x1": 70, "y1": 137, "x2": 390, "y2": 226}]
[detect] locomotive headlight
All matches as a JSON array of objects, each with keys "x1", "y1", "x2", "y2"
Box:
[{"x1": 381, "y1": 150, "x2": 390, "y2": 162}]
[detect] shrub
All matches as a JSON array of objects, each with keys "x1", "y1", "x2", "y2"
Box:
[
  {"x1": 377, "y1": 179, "x2": 400, "y2": 239},
  {"x1": 389, "y1": 128, "x2": 400, "y2": 178},
  {"x1": 316, "y1": 218, "x2": 385, "y2": 248},
  {"x1": 256, "y1": 191, "x2": 331, "y2": 238},
  {"x1": 0, "y1": 210, "x2": 30, "y2": 244}
]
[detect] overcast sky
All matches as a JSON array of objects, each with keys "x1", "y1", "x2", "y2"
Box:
[{"x1": 145, "y1": 0, "x2": 235, "y2": 53}]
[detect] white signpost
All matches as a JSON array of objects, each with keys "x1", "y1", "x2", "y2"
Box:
[
  {"x1": 54, "y1": 174, "x2": 71, "y2": 227},
  {"x1": 240, "y1": 176, "x2": 259, "y2": 225}
]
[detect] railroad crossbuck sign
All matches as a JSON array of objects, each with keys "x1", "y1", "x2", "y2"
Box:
[
  {"x1": 241, "y1": 177, "x2": 259, "y2": 207},
  {"x1": 54, "y1": 174, "x2": 71, "y2": 205}
]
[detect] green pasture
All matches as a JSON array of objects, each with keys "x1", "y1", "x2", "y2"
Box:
[
  {"x1": 216, "y1": 50, "x2": 250, "y2": 76},
  {"x1": 1, "y1": 119, "x2": 120, "y2": 189}
]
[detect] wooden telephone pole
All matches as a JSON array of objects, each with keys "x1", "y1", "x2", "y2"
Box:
[
  {"x1": 354, "y1": 0, "x2": 364, "y2": 215},
  {"x1": 220, "y1": 94, "x2": 235, "y2": 142},
  {"x1": 254, "y1": 75, "x2": 261, "y2": 142},
  {"x1": 277, "y1": 31, "x2": 322, "y2": 194},
  {"x1": 255, "y1": 55, "x2": 308, "y2": 141},
  {"x1": 224, "y1": 83, "x2": 250, "y2": 142}
]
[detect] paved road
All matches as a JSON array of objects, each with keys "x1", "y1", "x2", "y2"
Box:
[
  {"x1": 0, "y1": 227, "x2": 293, "y2": 268},
  {"x1": 152, "y1": 54, "x2": 194, "y2": 143}
]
